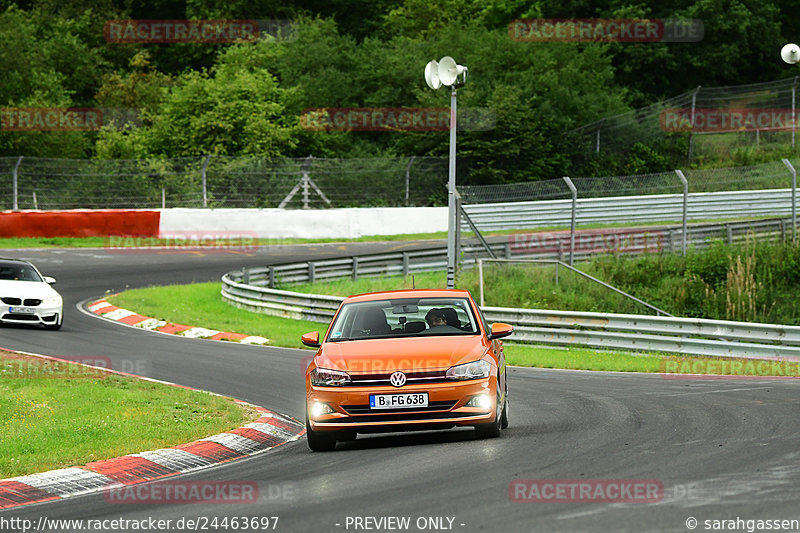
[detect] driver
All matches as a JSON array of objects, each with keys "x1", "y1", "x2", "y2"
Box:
[{"x1": 425, "y1": 308, "x2": 461, "y2": 332}]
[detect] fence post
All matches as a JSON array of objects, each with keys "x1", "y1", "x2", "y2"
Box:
[
  {"x1": 675, "y1": 169, "x2": 689, "y2": 255},
  {"x1": 563, "y1": 176, "x2": 577, "y2": 265},
  {"x1": 201, "y1": 155, "x2": 211, "y2": 208},
  {"x1": 793, "y1": 76, "x2": 798, "y2": 149},
  {"x1": 405, "y1": 156, "x2": 415, "y2": 206},
  {"x1": 402, "y1": 252, "x2": 409, "y2": 277},
  {"x1": 242, "y1": 267, "x2": 250, "y2": 285},
  {"x1": 352, "y1": 257, "x2": 359, "y2": 281},
  {"x1": 687, "y1": 86, "x2": 701, "y2": 162},
  {"x1": 268, "y1": 266, "x2": 275, "y2": 288},
  {"x1": 782, "y1": 159, "x2": 796, "y2": 242},
  {"x1": 308, "y1": 262, "x2": 315, "y2": 284},
  {"x1": 12, "y1": 156, "x2": 22, "y2": 210}
]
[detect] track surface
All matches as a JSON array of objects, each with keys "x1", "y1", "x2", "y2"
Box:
[{"x1": 1, "y1": 243, "x2": 800, "y2": 532}]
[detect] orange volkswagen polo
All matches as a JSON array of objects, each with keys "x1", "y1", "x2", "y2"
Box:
[{"x1": 302, "y1": 289, "x2": 512, "y2": 451}]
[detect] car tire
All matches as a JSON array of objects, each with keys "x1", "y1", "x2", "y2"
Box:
[
  {"x1": 475, "y1": 400, "x2": 502, "y2": 439},
  {"x1": 45, "y1": 316, "x2": 62, "y2": 331},
  {"x1": 306, "y1": 415, "x2": 337, "y2": 452},
  {"x1": 500, "y1": 394, "x2": 509, "y2": 429}
]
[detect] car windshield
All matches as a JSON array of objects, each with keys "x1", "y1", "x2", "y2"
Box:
[
  {"x1": 0, "y1": 262, "x2": 42, "y2": 282},
  {"x1": 327, "y1": 297, "x2": 479, "y2": 341}
]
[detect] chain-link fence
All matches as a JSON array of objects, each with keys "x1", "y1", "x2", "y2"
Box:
[
  {"x1": 564, "y1": 77, "x2": 800, "y2": 164},
  {"x1": 0, "y1": 155, "x2": 448, "y2": 210}
]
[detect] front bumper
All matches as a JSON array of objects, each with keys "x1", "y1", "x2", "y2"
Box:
[
  {"x1": 307, "y1": 377, "x2": 498, "y2": 432},
  {"x1": 0, "y1": 304, "x2": 61, "y2": 327}
]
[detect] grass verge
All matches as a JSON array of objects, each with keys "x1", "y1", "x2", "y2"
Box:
[
  {"x1": 104, "y1": 280, "x2": 797, "y2": 380},
  {"x1": 0, "y1": 351, "x2": 258, "y2": 478}
]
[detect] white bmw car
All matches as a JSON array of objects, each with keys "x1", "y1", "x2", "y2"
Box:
[{"x1": 0, "y1": 259, "x2": 63, "y2": 330}]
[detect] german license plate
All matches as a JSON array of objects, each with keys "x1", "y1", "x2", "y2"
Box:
[
  {"x1": 9, "y1": 307, "x2": 34, "y2": 314},
  {"x1": 369, "y1": 393, "x2": 428, "y2": 409}
]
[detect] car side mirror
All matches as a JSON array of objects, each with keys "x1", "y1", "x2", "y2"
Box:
[
  {"x1": 489, "y1": 323, "x2": 513, "y2": 340},
  {"x1": 43, "y1": 276, "x2": 57, "y2": 284},
  {"x1": 301, "y1": 331, "x2": 321, "y2": 348}
]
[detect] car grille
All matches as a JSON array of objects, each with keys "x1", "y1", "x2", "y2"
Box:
[
  {"x1": 318, "y1": 411, "x2": 478, "y2": 423},
  {"x1": 3, "y1": 313, "x2": 38, "y2": 321},
  {"x1": 1, "y1": 297, "x2": 21, "y2": 305},
  {"x1": 345, "y1": 370, "x2": 451, "y2": 387},
  {"x1": 341, "y1": 400, "x2": 457, "y2": 415},
  {"x1": 24, "y1": 299, "x2": 42, "y2": 306}
]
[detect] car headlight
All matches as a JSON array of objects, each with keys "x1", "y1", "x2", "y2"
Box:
[
  {"x1": 42, "y1": 295, "x2": 62, "y2": 306},
  {"x1": 310, "y1": 367, "x2": 351, "y2": 386},
  {"x1": 446, "y1": 360, "x2": 491, "y2": 380}
]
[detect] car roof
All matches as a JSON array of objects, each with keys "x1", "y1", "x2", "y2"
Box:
[
  {"x1": 0, "y1": 258, "x2": 34, "y2": 265},
  {"x1": 343, "y1": 289, "x2": 472, "y2": 303}
]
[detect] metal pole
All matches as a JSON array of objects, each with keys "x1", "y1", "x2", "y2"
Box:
[
  {"x1": 563, "y1": 176, "x2": 577, "y2": 265},
  {"x1": 162, "y1": 188, "x2": 166, "y2": 209},
  {"x1": 405, "y1": 156, "x2": 415, "y2": 206},
  {"x1": 446, "y1": 86, "x2": 457, "y2": 289},
  {"x1": 793, "y1": 77, "x2": 798, "y2": 149},
  {"x1": 783, "y1": 159, "x2": 796, "y2": 241},
  {"x1": 12, "y1": 156, "x2": 22, "y2": 210},
  {"x1": 688, "y1": 86, "x2": 701, "y2": 162},
  {"x1": 201, "y1": 155, "x2": 211, "y2": 208},
  {"x1": 478, "y1": 259, "x2": 484, "y2": 307},
  {"x1": 675, "y1": 169, "x2": 689, "y2": 255}
]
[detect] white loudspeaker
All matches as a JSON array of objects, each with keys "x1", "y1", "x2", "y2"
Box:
[
  {"x1": 782, "y1": 43, "x2": 800, "y2": 65},
  {"x1": 424, "y1": 60, "x2": 441, "y2": 89}
]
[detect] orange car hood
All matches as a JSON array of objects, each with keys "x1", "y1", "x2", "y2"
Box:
[{"x1": 317, "y1": 335, "x2": 488, "y2": 374}]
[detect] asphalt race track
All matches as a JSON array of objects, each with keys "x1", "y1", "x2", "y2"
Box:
[{"x1": 2, "y1": 243, "x2": 800, "y2": 532}]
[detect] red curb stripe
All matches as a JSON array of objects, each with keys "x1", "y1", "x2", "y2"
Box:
[
  {"x1": 173, "y1": 441, "x2": 245, "y2": 463},
  {"x1": 82, "y1": 456, "x2": 177, "y2": 484},
  {"x1": 263, "y1": 417, "x2": 304, "y2": 432},
  {"x1": 156, "y1": 323, "x2": 193, "y2": 334},
  {"x1": 228, "y1": 428, "x2": 286, "y2": 447},
  {"x1": 118, "y1": 313, "x2": 150, "y2": 325},
  {"x1": 210, "y1": 332, "x2": 249, "y2": 341},
  {"x1": 0, "y1": 481, "x2": 60, "y2": 508},
  {"x1": 96, "y1": 304, "x2": 121, "y2": 314}
]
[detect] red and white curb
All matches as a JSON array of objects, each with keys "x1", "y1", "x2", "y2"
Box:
[
  {"x1": 0, "y1": 350, "x2": 305, "y2": 510},
  {"x1": 87, "y1": 299, "x2": 270, "y2": 345}
]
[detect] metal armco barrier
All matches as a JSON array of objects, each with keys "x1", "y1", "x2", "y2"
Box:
[
  {"x1": 461, "y1": 189, "x2": 797, "y2": 231},
  {"x1": 221, "y1": 219, "x2": 800, "y2": 360}
]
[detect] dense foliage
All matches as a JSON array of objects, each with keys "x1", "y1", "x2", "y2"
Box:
[{"x1": 2, "y1": 0, "x2": 799, "y2": 180}]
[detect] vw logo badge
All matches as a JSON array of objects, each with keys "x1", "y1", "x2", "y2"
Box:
[{"x1": 390, "y1": 371, "x2": 407, "y2": 387}]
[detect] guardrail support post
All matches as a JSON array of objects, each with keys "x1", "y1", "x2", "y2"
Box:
[
  {"x1": 243, "y1": 268, "x2": 250, "y2": 285},
  {"x1": 675, "y1": 170, "x2": 689, "y2": 256},
  {"x1": 478, "y1": 259, "x2": 484, "y2": 307},
  {"x1": 726, "y1": 224, "x2": 733, "y2": 245},
  {"x1": 268, "y1": 267, "x2": 275, "y2": 288},
  {"x1": 308, "y1": 262, "x2": 315, "y2": 284},
  {"x1": 352, "y1": 257, "x2": 359, "y2": 281},
  {"x1": 782, "y1": 159, "x2": 796, "y2": 242},
  {"x1": 402, "y1": 252, "x2": 409, "y2": 277},
  {"x1": 505, "y1": 243, "x2": 511, "y2": 259}
]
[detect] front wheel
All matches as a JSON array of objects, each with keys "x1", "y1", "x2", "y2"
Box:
[
  {"x1": 475, "y1": 398, "x2": 503, "y2": 439},
  {"x1": 45, "y1": 315, "x2": 62, "y2": 331},
  {"x1": 306, "y1": 416, "x2": 337, "y2": 452}
]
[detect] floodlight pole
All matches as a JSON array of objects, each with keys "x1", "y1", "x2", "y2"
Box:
[{"x1": 446, "y1": 86, "x2": 457, "y2": 289}]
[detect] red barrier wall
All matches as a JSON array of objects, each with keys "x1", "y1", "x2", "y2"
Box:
[{"x1": 0, "y1": 210, "x2": 161, "y2": 238}]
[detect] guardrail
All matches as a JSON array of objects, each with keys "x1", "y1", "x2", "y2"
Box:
[
  {"x1": 221, "y1": 275, "x2": 800, "y2": 359},
  {"x1": 462, "y1": 189, "x2": 797, "y2": 231},
  {"x1": 221, "y1": 218, "x2": 800, "y2": 360}
]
